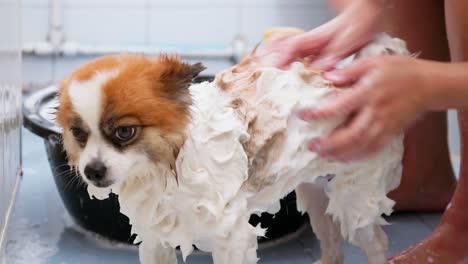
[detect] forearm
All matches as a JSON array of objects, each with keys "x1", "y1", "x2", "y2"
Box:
[
  {"x1": 328, "y1": 0, "x2": 382, "y2": 12},
  {"x1": 422, "y1": 61, "x2": 468, "y2": 110},
  {"x1": 328, "y1": 0, "x2": 353, "y2": 12},
  {"x1": 292, "y1": 0, "x2": 383, "y2": 57}
]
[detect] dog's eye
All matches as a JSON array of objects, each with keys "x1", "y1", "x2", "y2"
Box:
[
  {"x1": 113, "y1": 126, "x2": 136, "y2": 143},
  {"x1": 71, "y1": 127, "x2": 88, "y2": 144}
]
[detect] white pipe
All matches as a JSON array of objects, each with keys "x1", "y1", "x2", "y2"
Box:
[
  {"x1": 47, "y1": 0, "x2": 64, "y2": 47},
  {"x1": 29, "y1": 0, "x2": 249, "y2": 62},
  {"x1": 23, "y1": 34, "x2": 250, "y2": 62},
  {"x1": 22, "y1": 41, "x2": 241, "y2": 61},
  {"x1": 51, "y1": 0, "x2": 61, "y2": 30}
]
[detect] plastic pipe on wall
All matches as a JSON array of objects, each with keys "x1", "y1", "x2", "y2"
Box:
[{"x1": 24, "y1": 0, "x2": 248, "y2": 63}]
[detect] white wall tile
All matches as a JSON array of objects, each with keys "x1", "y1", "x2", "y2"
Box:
[
  {"x1": 0, "y1": 2, "x2": 20, "y2": 50},
  {"x1": 240, "y1": 6, "x2": 331, "y2": 45},
  {"x1": 63, "y1": 7, "x2": 147, "y2": 45},
  {"x1": 0, "y1": 0, "x2": 21, "y2": 246},
  {"x1": 0, "y1": 0, "x2": 19, "y2": 5},
  {"x1": 148, "y1": 7, "x2": 239, "y2": 46},
  {"x1": 22, "y1": 7, "x2": 49, "y2": 43},
  {"x1": 241, "y1": 0, "x2": 327, "y2": 8},
  {"x1": 22, "y1": 55, "x2": 54, "y2": 86},
  {"x1": 149, "y1": 0, "x2": 237, "y2": 7},
  {"x1": 62, "y1": 0, "x2": 147, "y2": 8},
  {"x1": 53, "y1": 55, "x2": 99, "y2": 82},
  {"x1": 21, "y1": 0, "x2": 48, "y2": 7}
]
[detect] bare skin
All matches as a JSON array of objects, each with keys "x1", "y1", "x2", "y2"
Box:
[
  {"x1": 261, "y1": 0, "x2": 456, "y2": 212},
  {"x1": 389, "y1": 0, "x2": 468, "y2": 263},
  {"x1": 263, "y1": 1, "x2": 468, "y2": 261},
  {"x1": 381, "y1": 0, "x2": 456, "y2": 213}
]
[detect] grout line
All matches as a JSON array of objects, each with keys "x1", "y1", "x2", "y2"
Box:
[
  {"x1": 416, "y1": 214, "x2": 440, "y2": 231},
  {"x1": 0, "y1": 169, "x2": 22, "y2": 255}
]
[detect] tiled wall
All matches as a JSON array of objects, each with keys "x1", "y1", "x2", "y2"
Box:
[
  {"x1": 19, "y1": 0, "x2": 461, "y2": 162},
  {"x1": 0, "y1": 0, "x2": 21, "y2": 261},
  {"x1": 21, "y1": 0, "x2": 332, "y2": 87}
]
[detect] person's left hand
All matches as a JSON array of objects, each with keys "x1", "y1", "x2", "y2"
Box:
[
  {"x1": 299, "y1": 55, "x2": 432, "y2": 161},
  {"x1": 259, "y1": 0, "x2": 383, "y2": 70},
  {"x1": 258, "y1": 32, "x2": 306, "y2": 69}
]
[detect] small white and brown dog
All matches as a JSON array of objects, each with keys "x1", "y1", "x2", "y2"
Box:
[{"x1": 56, "y1": 34, "x2": 409, "y2": 264}]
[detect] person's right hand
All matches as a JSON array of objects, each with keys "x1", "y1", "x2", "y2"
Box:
[
  {"x1": 300, "y1": 55, "x2": 431, "y2": 161},
  {"x1": 260, "y1": 0, "x2": 383, "y2": 70}
]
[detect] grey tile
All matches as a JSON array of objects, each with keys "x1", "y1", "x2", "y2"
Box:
[
  {"x1": 259, "y1": 238, "x2": 315, "y2": 264},
  {"x1": 373, "y1": 215, "x2": 436, "y2": 260},
  {"x1": 417, "y1": 213, "x2": 442, "y2": 230},
  {"x1": 384, "y1": 214, "x2": 435, "y2": 256},
  {"x1": 295, "y1": 213, "x2": 439, "y2": 262}
]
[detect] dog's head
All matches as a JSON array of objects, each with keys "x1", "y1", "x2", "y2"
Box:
[{"x1": 56, "y1": 54, "x2": 205, "y2": 188}]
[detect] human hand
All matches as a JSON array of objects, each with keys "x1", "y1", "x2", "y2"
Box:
[
  {"x1": 299, "y1": 56, "x2": 432, "y2": 161},
  {"x1": 260, "y1": 0, "x2": 383, "y2": 70},
  {"x1": 258, "y1": 30, "x2": 305, "y2": 69}
]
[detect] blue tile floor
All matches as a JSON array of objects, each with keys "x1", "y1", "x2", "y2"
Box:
[{"x1": 4, "y1": 129, "x2": 442, "y2": 264}]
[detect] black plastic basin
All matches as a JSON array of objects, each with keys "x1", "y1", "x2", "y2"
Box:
[{"x1": 23, "y1": 76, "x2": 309, "y2": 245}]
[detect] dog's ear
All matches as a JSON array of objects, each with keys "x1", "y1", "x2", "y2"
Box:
[{"x1": 157, "y1": 55, "x2": 206, "y2": 105}]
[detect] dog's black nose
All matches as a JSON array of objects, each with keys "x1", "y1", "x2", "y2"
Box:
[{"x1": 84, "y1": 161, "x2": 107, "y2": 182}]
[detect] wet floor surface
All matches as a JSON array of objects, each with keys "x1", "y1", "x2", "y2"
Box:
[{"x1": 4, "y1": 129, "x2": 443, "y2": 264}]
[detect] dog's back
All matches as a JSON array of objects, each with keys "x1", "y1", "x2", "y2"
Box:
[{"x1": 216, "y1": 54, "x2": 404, "y2": 239}]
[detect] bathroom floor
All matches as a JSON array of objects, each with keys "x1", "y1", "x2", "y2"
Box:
[{"x1": 4, "y1": 129, "x2": 443, "y2": 264}]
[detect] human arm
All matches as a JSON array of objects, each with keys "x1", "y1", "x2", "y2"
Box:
[
  {"x1": 300, "y1": 56, "x2": 468, "y2": 161},
  {"x1": 261, "y1": 0, "x2": 383, "y2": 70}
]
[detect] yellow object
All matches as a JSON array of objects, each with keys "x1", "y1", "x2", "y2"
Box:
[{"x1": 262, "y1": 27, "x2": 305, "y2": 40}]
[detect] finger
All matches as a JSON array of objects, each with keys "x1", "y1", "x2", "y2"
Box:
[
  {"x1": 289, "y1": 21, "x2": 341, "y2": 62},
  {"x1": 298, "y1": 89, "x2": 365, "y2": 121},
  {"x1": 259, "y1": 52, "x2": 290, "y2": 69},
  {"x1": 312, "y1": 25, "x2": 376, "y2": 70},
  {"x1": 331, "y1": 119, "x2": 384, "y2": 161},
  {"x1": 310, "y1": 107, "x2": 373, "y2": 158},
  {"x1": 323, "y1": 58, "x2": 374, "y2": 86},
  {"x1": 310, "y1": 56, "x2": 341, "y2": 71}
]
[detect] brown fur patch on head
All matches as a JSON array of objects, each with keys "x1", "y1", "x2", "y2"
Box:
[
  {"x1": 99, "y1": 54, "x2": 204, "y2": 135},
  {"x1": 56, "y1": 56, "x2": 121, "y2": 131},
  {"x1": 56, "y1": 54, "x2": 205, "y2": 168}
]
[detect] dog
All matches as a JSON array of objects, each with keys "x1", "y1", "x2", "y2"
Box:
[{"x1": 56, "y1": 34, "x2": 409, "y2": 264}]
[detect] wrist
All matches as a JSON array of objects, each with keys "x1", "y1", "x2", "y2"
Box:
[
  {"x1": 417, "y1": 61, "x2": 439, "y2": 112},
  {"x1": 422, "y1": 62, "x2": 468, "y2": 110}
]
